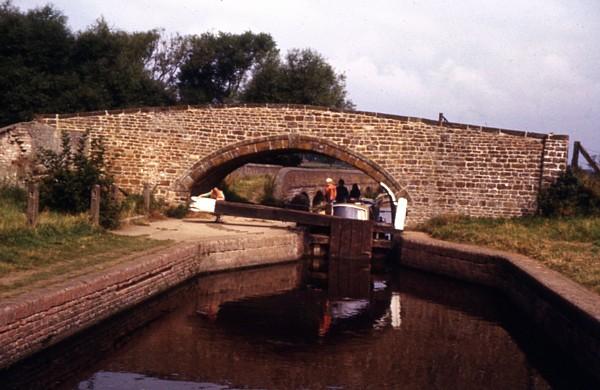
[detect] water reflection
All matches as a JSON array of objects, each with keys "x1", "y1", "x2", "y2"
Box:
[{"x1": 1, "y1": 260, "x2": 596, "y2": 389}]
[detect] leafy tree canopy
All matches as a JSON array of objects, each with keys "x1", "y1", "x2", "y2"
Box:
[
  {"x1": 0, "y1": 1, "x2": 354, "y2": 127},
  {"x1": 178, "y1": 31, "x2": 277, "y2": 104},
  {"x1": 71, "y1": 19, "x2": 174, "y2": 110},
  {"x1": 244, "y1": 48, "x2": 354, "y2": 109},
  {"x1": 0, "y1": 1, "x2": 75, "y2": 124}
]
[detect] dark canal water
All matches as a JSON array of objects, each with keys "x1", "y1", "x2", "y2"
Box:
[{"x1": 1, "y1": 260, "x2": 596, "y2": 389}]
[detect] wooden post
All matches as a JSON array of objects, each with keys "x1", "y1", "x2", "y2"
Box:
[
  {"x1": 26, "y1": 181, "x2": 39, "y2": 228},
  {"x1": 577, "y1": 142, "x2": 600, "y2": 174},
  {"x1": 571, "y1": 141, "x2": 580, "y2": 169},
  {"x1": 90, "y1": 184, "x2": 101, "y2": 226},
  {"x1": 110, "y1": 184, "x2": 119, "y2": 202},
  {"x1": 143, "y1": 183, "x2": 151, "y2": 215}
]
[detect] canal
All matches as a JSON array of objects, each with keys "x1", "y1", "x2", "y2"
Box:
[{"x1": 1, "y1": 260, "x2": 596, "y2": 389}]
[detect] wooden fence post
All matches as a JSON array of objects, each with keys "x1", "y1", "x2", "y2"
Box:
[
  {"x1": 143, "y1": 183, "x2": 151, "y2": 215},
  {"x1": 90, "y1": 184, "x2": 101, "y2": 226},
  {"x1": 577, "y1": 142, "x2": 600, "y2": 174},
  {"x1": 110, "y1": 184, "x2": 119, "y2": 202},
  {"x1": 571, "y1": 141, "x2": 580, "y2": 169},
  {"x1": 26, "y1": 181, "x2": 39, "y2": 228}
]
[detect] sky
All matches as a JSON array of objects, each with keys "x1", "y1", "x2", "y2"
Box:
[{"x1": 15, "y1": 0, "x2": 600, "y2": 159}]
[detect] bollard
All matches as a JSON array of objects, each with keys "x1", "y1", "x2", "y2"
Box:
[
  {"x1": 26, "y1": 181, "x2": 39, "y2": 228},
  {"x1": 90, "y1": 184, "x2": 101, "y2": 226},
  {"x1": 143, "y1": 183, "x2": 151, "y2": 215}
]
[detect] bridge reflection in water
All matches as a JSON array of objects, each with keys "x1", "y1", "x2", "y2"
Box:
[{"x1": 1, "y1": 260, "x2": 595, "y2": 389}]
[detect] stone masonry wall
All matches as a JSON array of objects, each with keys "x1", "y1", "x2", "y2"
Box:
[
  {"x1": 1, "y1": 105, "x2": 568, "y2": 225},
  {"x1": 0, "y1": 122, "x2": 64, "y2": 184},
  {"x1": 226, "y1": 163, "x2": 283, "y2": 180},
  {"x1": 0, "y1": 128, "x2": 26, "y2": 184},
  {"x1": 273, "y1": 167, "x2": 378, "y2": 205},
  {"x1": 227, "y1": 164, "x2": 378, "y2": 206}
]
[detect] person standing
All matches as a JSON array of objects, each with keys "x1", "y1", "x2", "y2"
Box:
[
  {"x1": 349, "y1": 183, "x2": 361, "y2": 201},
  {"x1": 325, "y1": 178, "x2": 336, "y2": 202},
  {"x1": 336, "y1": 179, "x2": 349, "y2": 203},
  {"x1": 203, "y1": 187, "x2": 225, "y2": 222},
  {"x1": 325, "y1": 178, "x2": 337, "y2": 215}
]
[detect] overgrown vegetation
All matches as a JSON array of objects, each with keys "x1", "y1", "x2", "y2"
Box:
[
  {"x1": 223, "y1": 175, "x2": 268, "y2": 204},
  {"x1": 538, "y1": 168, "x2": 600, "y2": 217},
  {"x1": 418, "y1": 170, "x2": 600, "y2": 294},
  {"x1": 37, "y1": 130, "x2": 120, "y2": 229},
  {"x1": 0, "y1": 182, "x2": 167, "y2": 297},
  {"x1": 260, "y1": 175, "x2": 282, "y2": 206},
  {"x1": 165, "y1": 204, "x2": 189, "y2": 219},
  {"x1": 0, "y1": 181, "x2": 26, "y2": 230},
  {"x1": 418, "y1": 215, "x2": 600, "y2": 294},
  {"x1": 221, "y1": 174, "x2": 284, "y2": 207}
]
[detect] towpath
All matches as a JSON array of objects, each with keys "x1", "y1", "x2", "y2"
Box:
[{"x1": 114, "y1": 216, "x2": 295, "y2": 242}]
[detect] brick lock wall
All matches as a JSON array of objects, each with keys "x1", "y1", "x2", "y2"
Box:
[
  {"x1": 398, "y1": 232, "x2": 600, "y2": 382},
  {"x1": 3, "y1": 104, "x2": 568, "y2": 225},
  {"x1": 0, "y1": 232, "x2": 303, "y2": 369}
]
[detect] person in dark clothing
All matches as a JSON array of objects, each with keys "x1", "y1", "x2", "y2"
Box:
[
  {"x1": 336, "y1": 179, "x2": 349, "y2": 203},
  {"x1": 349, "y1": 183, "x2": 361, "y2": 201}
]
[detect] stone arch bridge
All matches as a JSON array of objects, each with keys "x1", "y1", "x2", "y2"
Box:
[{"x1": 0, "y1": 104, "x2": 568, "y2": 225}]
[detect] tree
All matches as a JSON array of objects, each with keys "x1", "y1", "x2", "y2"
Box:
[
  {"x1": 178, "y1": 31, "x2": 277, "y2": 104},
  {"x1": 0, "y1": 3, "x2": 175, "y2": 126},
  {"x1": 71, "y1": 19, "x2": 174, "y2": 110},
  {"x1": 0, "y1": 2, "x2": 355, "y2": 127},
  {"x1": 146, "y1": 31, "x2": 192, "y2": 99},
  {"x1": 243, "y1": 48, "x2": 354, "y2": 109},
  {"x1": 0, "y1": 1, "x2": 76, "y2": 125}
]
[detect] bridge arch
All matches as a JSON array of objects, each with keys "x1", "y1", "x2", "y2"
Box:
[{"x1": 176, "y1": 134, "x2": 409, "y2": 202}]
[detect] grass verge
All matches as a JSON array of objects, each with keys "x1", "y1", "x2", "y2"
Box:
[
  {"x1": 0, "y1": 185, "x2": 169, "y2": 298},
  {"x1": 417, "y1": 215, "x2": 600, "y2": 294}
]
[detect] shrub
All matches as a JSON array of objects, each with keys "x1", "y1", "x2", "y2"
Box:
[
  {"x1": 538, "y1": 168, "x2": 600, "y2": 217},
  {"x1": 219, "y1": 181, "x2": 248, "y2": 203},
  {"x1": 165, "y1": 204, "x2": 189, "y2": 219},
  {"x1": 120, "y1": 194, "x2": 145, "y2": 218},
  {"x1": 37, "y1": 130, "x2": 121, "y2": 229}
]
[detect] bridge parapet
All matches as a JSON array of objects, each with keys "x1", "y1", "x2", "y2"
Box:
[{"x1": 1, "y1": 104, "x2": 568, "y2": 225}]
